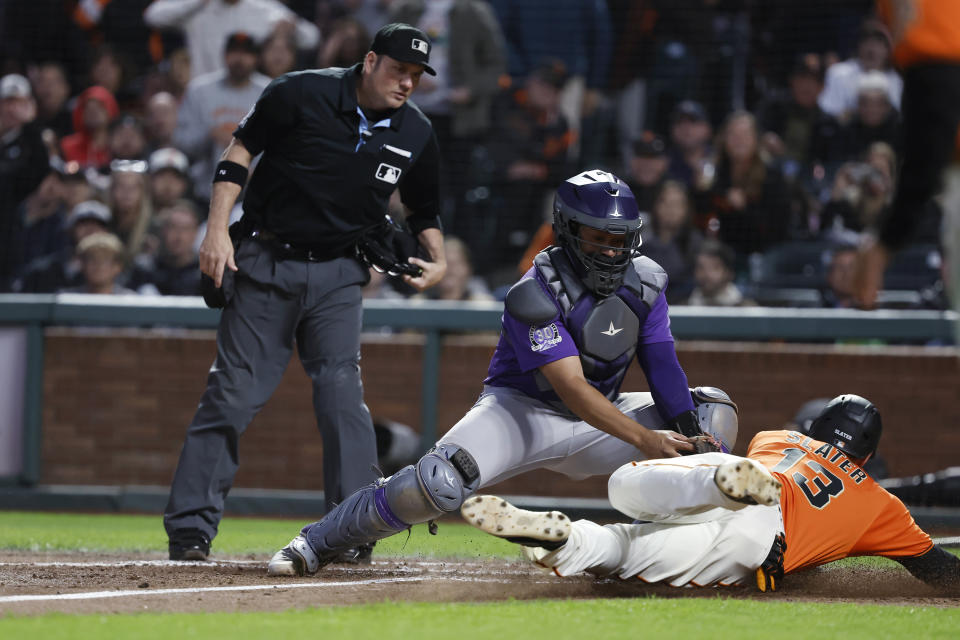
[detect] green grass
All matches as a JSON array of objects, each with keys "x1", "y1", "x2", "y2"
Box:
[
  {"x1": 2, "y1": 511, "x2": 957, "y2": 637},
  {"x1": 0, "y1": 511, "x2": 521, "y2": 558},
  {"x1": 2, "y1": 599, "x2": 959, "y2": 639}
]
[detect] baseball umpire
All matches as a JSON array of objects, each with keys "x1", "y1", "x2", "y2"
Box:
[
  {"x1": 267, "y1": 169, "x2": 740, "y2": 577},
  {"x1": 465, "y1": 395, "x2": 960, "y2": 591},
  {"x1": 164, "y1": 23, "x2": 447, "y2": 561}
]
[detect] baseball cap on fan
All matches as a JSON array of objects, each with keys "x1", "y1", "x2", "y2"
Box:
[
  {"x1": 370, "y1": 23, "x2": 437, "y2": 76},
  {"x1": 0, "y1": 74, "x2": 31, "y2": 99}
]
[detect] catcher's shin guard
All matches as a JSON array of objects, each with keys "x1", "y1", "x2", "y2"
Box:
[{"x1": 302, "y1": 444, "x2": 481, "y2": 559}]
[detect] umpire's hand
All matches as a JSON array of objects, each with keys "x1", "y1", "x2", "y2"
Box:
[
  {"x1": 403, "y1": 255, "x2": 446, "y2": 292},
  {"x1": 199, "y1": 227, "x2": 238, "y2": 288}
]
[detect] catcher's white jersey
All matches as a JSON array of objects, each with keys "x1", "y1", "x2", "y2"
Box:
[{"x1": 532, "y1": 454, "x2": 782, "y2": 587}]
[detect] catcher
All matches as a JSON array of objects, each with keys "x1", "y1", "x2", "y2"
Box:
[
  {"x1": 464, "y1": 395, "x2": 960, "y2": 591},
  {"x1": 268, "y1": 169, "x2": 736, "y2": 576}
]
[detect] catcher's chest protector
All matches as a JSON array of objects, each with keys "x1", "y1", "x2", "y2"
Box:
[{"x1": 533, "y1": 248, "x2": 663, "y2": 392}]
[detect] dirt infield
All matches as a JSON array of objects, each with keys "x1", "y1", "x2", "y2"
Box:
[{"x1": 1, "y1": 552, "x2": 957, "y2": 616}]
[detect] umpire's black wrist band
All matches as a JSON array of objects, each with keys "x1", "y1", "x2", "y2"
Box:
[{"x1": 213, "y1": 160, "x2": 248, "y2": 187}]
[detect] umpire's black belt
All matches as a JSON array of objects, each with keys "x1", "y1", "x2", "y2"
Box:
[{"x1": 249, "y1": 229, "x2": 350, "y2": 263}]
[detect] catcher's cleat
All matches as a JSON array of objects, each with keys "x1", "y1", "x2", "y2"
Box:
[
  {"x1": 267, "y1": 534, "x2": 321, "y2": 576},
  {"x1": 461, "y1": 495, "x2": 570, "y2": 551},
  {"x1": 329, "y1": 543, "x2": 375, "y2": 565},
  {"x1": 168, "y1": 528, "x2": 210, "y2": 561},
  {"x1": 714, "y1": 458, "x2": 782, "y2": 506}
]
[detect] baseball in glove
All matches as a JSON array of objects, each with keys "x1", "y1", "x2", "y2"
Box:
[
  {"x1": 356, "y1": 215, "x2": 427, "y2": 278},
  {"x1": 688, "y1": 434, "x2": 724, "y2": 454}
]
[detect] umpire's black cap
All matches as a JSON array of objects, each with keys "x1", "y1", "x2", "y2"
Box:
[{"x1": 371, "y1": 23, "x2": 437, "y2": 76}]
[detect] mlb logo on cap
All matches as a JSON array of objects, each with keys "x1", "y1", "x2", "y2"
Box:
[
  {"x1": 370, "y1": 23, "x2": 437, "y2": 75},
  {"x1": 411, "y1": 39, "x2": 429, "y2": 54}
]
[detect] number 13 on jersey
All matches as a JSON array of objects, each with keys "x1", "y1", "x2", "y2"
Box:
[{"x1": 770, "y1": 432, "x2": 870, "y2": 510}]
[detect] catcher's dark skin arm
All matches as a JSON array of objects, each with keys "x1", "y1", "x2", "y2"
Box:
[
  {"x1": 201, "y1": 137, "x2": 252, "y2": 287},
  {"x1": 894, "y1": 545, "x2": 960, "y2": 590},
  {"x1": 540, "y1": 356, "x2": 694, "y2": 458},
  {"x1": 403, "y1": 227, "x2": 446, "y2": 291}
]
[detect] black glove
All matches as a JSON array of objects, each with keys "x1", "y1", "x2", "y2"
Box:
[
  {"x1": 756, "y1": 533, "x2": 787, "y2": 592},
  {"x1": 668, "y1": 410, "x2": 704, "y2": 438},
  {"x1": 356, "y1": 216, "x2": 428, "y2": 278}
]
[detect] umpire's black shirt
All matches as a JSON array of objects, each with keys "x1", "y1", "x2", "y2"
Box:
[{"x1": 233, "y1": 63, "x2": 441, "y2": 255}]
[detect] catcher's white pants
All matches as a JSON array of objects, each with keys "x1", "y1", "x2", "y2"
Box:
[
  {"x1": 438, "y1": 385, "x2": 663, "y2": 486},
  {"x1": 534, "y1": 453, "x2": 783, "y2": 587}
]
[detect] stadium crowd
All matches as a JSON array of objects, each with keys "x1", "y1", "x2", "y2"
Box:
[{"x1": 0, "y1": 0, "x2": 949, "y2": 316}]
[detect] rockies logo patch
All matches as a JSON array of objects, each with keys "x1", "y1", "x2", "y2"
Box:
[
  {"x1": 529, "y1": 323, "x2": 562, "y2": 352},
  {"x1": 376, "y1": 163, "x2": 401, "y2": 184}
]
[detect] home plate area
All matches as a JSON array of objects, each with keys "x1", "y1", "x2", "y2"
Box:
[{"x1": 0, "y1": 552, "x2": 956, "y2": 616}]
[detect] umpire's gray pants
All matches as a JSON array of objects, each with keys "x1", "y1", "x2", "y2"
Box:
[{"x1": 163, "y1": 239, "x2": 376, "y2": 540}]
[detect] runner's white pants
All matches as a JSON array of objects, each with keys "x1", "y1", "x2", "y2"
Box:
[{"x1": 534, "y1": 453, "x2": 783, "y2": 587}]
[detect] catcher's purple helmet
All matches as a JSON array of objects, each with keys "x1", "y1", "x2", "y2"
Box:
[{"x1": 552, "y1": 169, "x2": 642, "y2": 297}]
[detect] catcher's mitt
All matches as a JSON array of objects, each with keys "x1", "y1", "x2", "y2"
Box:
[
  {"x1": 356, "y1": 215, "x2": 426, "y2": 277},
  {"x1": 687, "y1": 434, "x2": 724, "y2": 455}
]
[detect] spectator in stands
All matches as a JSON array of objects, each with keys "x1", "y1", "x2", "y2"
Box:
[
  {"x1": 174, "y1": 32, "x2": 270, "y2": 202},
  {"x1": 259, "y1": 30, "x2": 299, "y2": 78},
  {"x1": 13, "y1": 200, "x2": 111, "y2": 293},
  {"x1": 0, "y1": 0, "x2": 90, "y2": 87},
  {"x1": 29, "y1": 61, "x2": 73, "y2": 139},
  {"x1": 60, "y1": 163, "x2": 97, "y2": 211},
  {"x1": 109, "y1": 115, "x2": 149, "y2": 161},
  {"x1": 641, "y1": 181, "x2": 702, "y2": 304},
  {"x1": 9, "y1": 163, "x2": 69, "y2": 281},
  {"x1": 61, "y1": 85, "x2": 119, "y2": 170},
  {"x1": 0, "y1": 74, "x2": 49, "y2": 291},
  {"x1": 702, "y1": 111, "x2": 791, "y2": 257},
  {"x1": 62, "y1": 232, "x2": 137, "y2": 295},
  {"x1": 482, "y1": 59, "x2": 573, "y2": 279},
  {"x1": 144, "y1": 92, "x2": 179, "y2": 151},
  {"x1": 821, "y1": 154, "x2": 894, "y2": 236},
  {"x1": 819, "y1": 243, "x2": 859, "y2": 309},
  {"x1": 666, "y1": 100, "x2": 713, "y2": 191},
  {"x1": 489, "y1": 0, "x2": 612, "y2": 160},
  {"x1": 685, "y1": 239, "x2": 753, "y2": 307},
  {"x1": 129, "y1": 200, "x2": 204, "y2": 296},
  {"x1": 830, "y1": 72, "x2": 901, "y2": 162},
  {"x1": 818, "y1": 20, "x2": 902, "y2": 122},
  {"x1": 423, "y1": 236, "x2": 494, "y2": 302},
  {"x1": 390, "y1": 0, "x2": 508, "y2": 224},
  {"x1": 144, "y1": 0, "x2": 320, "y2": 80},
  {"x1": 757, "y1": 54, "x2": 840, "y2": 171},
  {"x1": 108, "y1": 159, "x2": 154, "y2": 258},
  {"x1": 317, "y1": 0, "x2": 392, "y2": 40},
  {"x1": 149, "y1": 148, "x2": 193, "y2": 209},
  {"x1": 87, "y1": 46, "x2": 133, "y2": 106},
  {"x1": 316, "y1": 17, "x2": 371, "y2": 69},
  {"x1": 626, "y1": 131, "x2": 670, "y2": 215}
]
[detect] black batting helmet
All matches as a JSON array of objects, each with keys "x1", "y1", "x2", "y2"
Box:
[{"x1": 807, "y1": 394, "x2": 882, "y2": 459}]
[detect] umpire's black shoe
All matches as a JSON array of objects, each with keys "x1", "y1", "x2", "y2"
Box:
[
  {"x1": 168, "y1": 528, "x2": 210, "y2": 561},
  {"x1": 329, "y1": 542, "x2": 375, "y2": 565}
]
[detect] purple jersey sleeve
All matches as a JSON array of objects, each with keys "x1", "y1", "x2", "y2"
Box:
[
  {"x1": 501, "y1": 307, "x2": 580, "y2": 373},
  {"x1": 638, "y1": 340, "x2": 694, "y2": 422},
  {"x1": 640, "y1": 293, "x2": 674, "y2": 344}
]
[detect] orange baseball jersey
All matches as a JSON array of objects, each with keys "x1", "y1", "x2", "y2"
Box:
[
  {"x1": 746, "y1": 430, "x2": 933, "y2": 573},
  {"x1": 876, "y1": 0, "x2": 960, "y2": 67}
]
